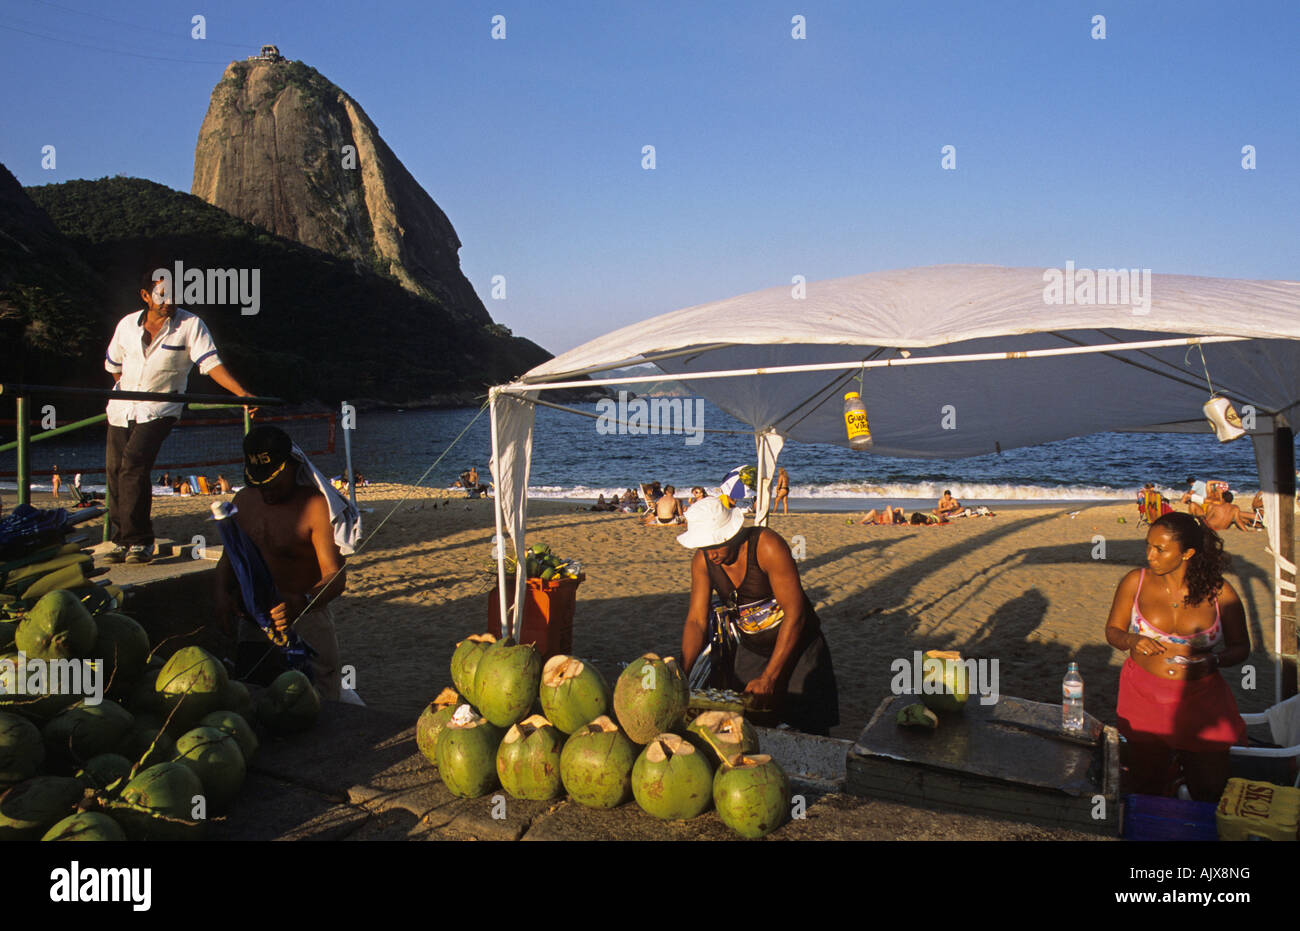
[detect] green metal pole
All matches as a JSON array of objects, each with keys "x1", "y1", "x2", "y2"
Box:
[
  {"x1": 243, "y1": 406, "x2": 252, "y2": 436},
  {"x1": 102, "y1": 485, "x2": 111, "y2": 543},
  {"x1": 15, "y1": 396, "x2": 29, "y2": 507},
  {"x1": 0, "y1": 413, "x2": 106, "y2": 454}
]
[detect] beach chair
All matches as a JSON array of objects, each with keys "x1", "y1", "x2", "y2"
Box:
[
  {"x1": 195, "y1": 476, "x2": 211, "y2": 495},
  {"x1": 1136, "y1": 488, "x2": 1172, "y2": 527},
  {"x1": 1229, "y1": 694, "x2": 1300, "y2": 787}
]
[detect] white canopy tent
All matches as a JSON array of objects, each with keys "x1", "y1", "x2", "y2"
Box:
[{"x1": 488, "y1": 264, "x2": 1300, "y2": 700}]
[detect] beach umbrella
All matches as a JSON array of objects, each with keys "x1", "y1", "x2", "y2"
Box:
[
  {"x1": 719, "y1": 467, "x2": 748, "y2": 503},
  {"x1": 210, "y1": 502, "x2": 315, "y2": 674}
]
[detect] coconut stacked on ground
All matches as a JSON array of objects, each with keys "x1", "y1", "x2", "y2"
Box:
[
  {"x1": 418, "y1": 639, "x2": 793, "y2": 838},
  {"x1": 1, "y1": 588, "x2": 324, "y2": 842}
]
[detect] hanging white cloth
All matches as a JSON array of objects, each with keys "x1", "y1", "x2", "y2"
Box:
[
  {"x1": 291, "y1": 443, "x2": 361, "y2": 556},
  {"x1": 753, "y1": 430, "x2": 786, "y2": 526},
  {"x1": 489, "y1": 388, "x2": 538, "y2": 638}
]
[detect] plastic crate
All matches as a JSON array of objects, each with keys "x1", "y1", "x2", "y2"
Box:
[
  {"x1": 1217, "y1": 778, "x2": 1300, "y2": 841},
  {"x1": 1122, "y1": 794, "x2": 1219, "y2": 841}
]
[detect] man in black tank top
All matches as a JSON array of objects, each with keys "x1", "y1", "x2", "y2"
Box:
[{"x1": 677, "y1": 498, "x2": 839, "y2": 735}]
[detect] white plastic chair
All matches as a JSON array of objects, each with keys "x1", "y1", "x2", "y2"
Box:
[{"x1": 1229, "y1": 693, "x2": 1300, "y2": 787}]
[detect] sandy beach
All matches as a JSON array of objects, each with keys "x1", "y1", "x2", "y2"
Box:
[{"x1": 73, "y1": 483, "x2": 1282, "y2": 742}]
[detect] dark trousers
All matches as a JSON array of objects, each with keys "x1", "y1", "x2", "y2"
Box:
[{"x1": 105, "y1": 417, "x2": 176, "y2": 546}]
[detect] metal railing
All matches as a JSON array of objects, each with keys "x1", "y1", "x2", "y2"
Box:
[{"x1": 0, "y1": 383, "x2": 284, "y2": 515}]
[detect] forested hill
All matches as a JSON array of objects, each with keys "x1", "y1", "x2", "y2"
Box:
[{"x1": 6, "y1": 173, "x2": 552, "y2": 416}]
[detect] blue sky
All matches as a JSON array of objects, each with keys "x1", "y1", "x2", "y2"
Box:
[{"x1": 2, "y1": 0, "x2": 1297, "y2": 355}]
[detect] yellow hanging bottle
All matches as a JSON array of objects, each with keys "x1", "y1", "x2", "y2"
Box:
[{"x1": 843, "y1": 392, "x2": 873, "y2": 450}]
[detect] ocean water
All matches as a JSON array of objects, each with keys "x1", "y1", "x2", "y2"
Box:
[
  {"x1": 3, "y1": 401, "x2": 1290, "y2": 507},
  {"x1": 309, "y1": 402, "x2": 1288, "y2": 506}
]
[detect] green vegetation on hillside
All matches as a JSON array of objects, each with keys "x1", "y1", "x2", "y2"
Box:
[{"x1": 18, "y1": 175, "x2": 550, "y2": 416}]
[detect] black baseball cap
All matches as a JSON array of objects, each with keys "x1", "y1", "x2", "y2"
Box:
[{"x1": 244, "y1": 425, "x2": 293, "y2": 485}]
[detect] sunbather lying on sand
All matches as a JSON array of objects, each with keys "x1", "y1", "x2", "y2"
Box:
[{"x1": 859, "y1": 506, "x2": 906, "y2": 525}]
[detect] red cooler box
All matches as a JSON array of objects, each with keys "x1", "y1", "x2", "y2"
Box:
[{"x1": 487, "y1": 575, "x2": 583, "y2": 660}]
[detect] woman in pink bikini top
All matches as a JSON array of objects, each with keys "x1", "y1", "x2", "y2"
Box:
[
  {"x1": 1129, "y1": 568, "x2": 1224, "y2": 652},
  {"x1": 1106, "y1": 512, "x2": 1249, "y2": 682}
]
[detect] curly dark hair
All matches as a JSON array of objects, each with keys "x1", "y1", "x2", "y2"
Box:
[{"x1": 1151, "y1": 512, "x2": 1230, "y2": 606}]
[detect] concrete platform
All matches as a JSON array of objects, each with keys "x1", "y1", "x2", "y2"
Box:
[{"x1": 203, "y1": 700, "x2": 1113, "y2": 841}]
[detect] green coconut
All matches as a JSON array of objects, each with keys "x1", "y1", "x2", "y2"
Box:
[
  {"x1": 0, "y1": 776, "x2": 84, "y2": 841},
  {"x1": 14, "y1": 590, "x2": 97, "y2": 661},
  {"x1": 155, "y1": 646, "x2": 229, "y2": 730},
  {"x1": 126, "y1": 666, "x2": 162, "y2": 717},
  {"x1": 631, "y1": 733, "x2": 714, "y2": 821},
  {"x1": 89, "y1": 612, "x2": 150, "y2": 696},
  {"x1": 539, "y1": 654, "x2": 611, "y2": 734},
  {"x1": 256, "y1": 670, "x2": 321, "y2": 734},
  {"x1": 558, "y1": 715, "x2": 638, "y2": 809},
  {"x1": 449, "y1": 633, "x2": 496, "y2": 708},
  {"x1": 0, "y1": 646, "x2": 94, "y2": 722},
  {"x1": 199, "y1": 710, "x2": 258, "y2": 763},
  {"x1": 896, "y1": 702, "x2": 939, "y2": 729},
  {"x1": 106, "y1": 761, "x2": 203, "y2": 841},
  {"x1": 0, "y1": 619, "x2": 16, "y2": 653},
  {"x1": 613, "y1": 653, "x2": 688, "y2": 744},
  {"x1": 0, "y1": 712, "x2": 44, "y2": 788},
  {"x1": 75, "y1": 753, "x2": 133, "y2": 792},
  {"x1": 713, "y1": 753, "x2": 790, "y2": 838},
  {"x1": 416, "y1": 687, "x2": 462, "y2": 765},
  {"x1": 41, "y1": 811, "x2": 127, "y2": 842},
  {"x1": 118, "y1": 723, "x2": 175, "y2": 773},
  {"x1": 174, "y1": 726, "x2": 246, "y2": 808},
  {"x1": 685, "y1": 710, "x2": 760, "y2": 768},
  {"x1": 919, "y1": 650, "x2": 970, "y2": 714},
  {"x1": 496, "y1": 713, "x2": 564, "y2": 800},
  {"x1": 42, "y1": 700, "x2": 134, "y2": 771},
  {"x1": 435, "y1": 705, "x2": 504, "y2": 798},
  {"x1": 472, "y1": 637, "x2": 542, "y2": 729},
  {"x1": 0, "y1": 651, "x2": 80, "y2": 722},
  {"x1": 220, "y1": 679, "x2": 253, "y2": 718}
]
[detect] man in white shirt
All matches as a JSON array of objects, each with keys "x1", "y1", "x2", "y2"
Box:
[{"x1": 103, "y1": 271, "x2": 252, "y2": 564}]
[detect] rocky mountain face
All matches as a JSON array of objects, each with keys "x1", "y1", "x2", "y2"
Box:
[{"x1": 192, "y1": 57, "x2": 490, "y2": 323}]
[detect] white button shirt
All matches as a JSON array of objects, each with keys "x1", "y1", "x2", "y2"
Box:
[{"x1": 103, "y1": 308, "x2": 223, "y2": 427}]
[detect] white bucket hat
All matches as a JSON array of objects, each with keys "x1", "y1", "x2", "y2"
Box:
[{"x1": 677, "y1": 497, "x2": 746, "y2": 549}]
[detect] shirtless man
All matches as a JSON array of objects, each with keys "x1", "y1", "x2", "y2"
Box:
[
  {"x1": 215, "y1": 425, "x2": 346, "y2": 699},
  {"x1": 934, "y1": 490, "x2": 962, "y2": 519},
  {"x1": 1200, "y1": 492, "x2": 1260, "y2": 533},
  {"x1": 646, "y1": 484, "x2": 685, "y2": 525}
]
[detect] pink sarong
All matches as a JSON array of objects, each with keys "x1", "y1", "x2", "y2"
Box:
[{"x1": 1116, "y1": 658, "x2": 1246, "y2": 752}]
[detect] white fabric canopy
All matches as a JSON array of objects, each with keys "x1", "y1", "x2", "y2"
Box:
[
  {"x1": 490, "y1": 264, "x2": 1299, "y2": 691},
  {"x1": 518, "y1": 265, "x2": 1300, "y2": 456}
]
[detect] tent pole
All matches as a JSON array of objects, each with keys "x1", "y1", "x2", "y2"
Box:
[
  {"x1": 489, "y1": 389, "x2": 511, "y2": 639},
  {"x1": 1276, "y1": 418, "x2": 1296, "y2": 700},
  {"x1": 754, "y1": 432, "x2": 769, "y2": 527},
  {"x1": 510, "y1": 335, "x2": 1248, "y2": 393}
]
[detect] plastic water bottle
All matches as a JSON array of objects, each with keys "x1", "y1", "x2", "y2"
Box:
[
  {"x1": 1062, "y1": 662, "x2": 1084, "y2": 731},
  {"x1": 843, "y1": 392, "x2": 873, "y2": 450}
]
